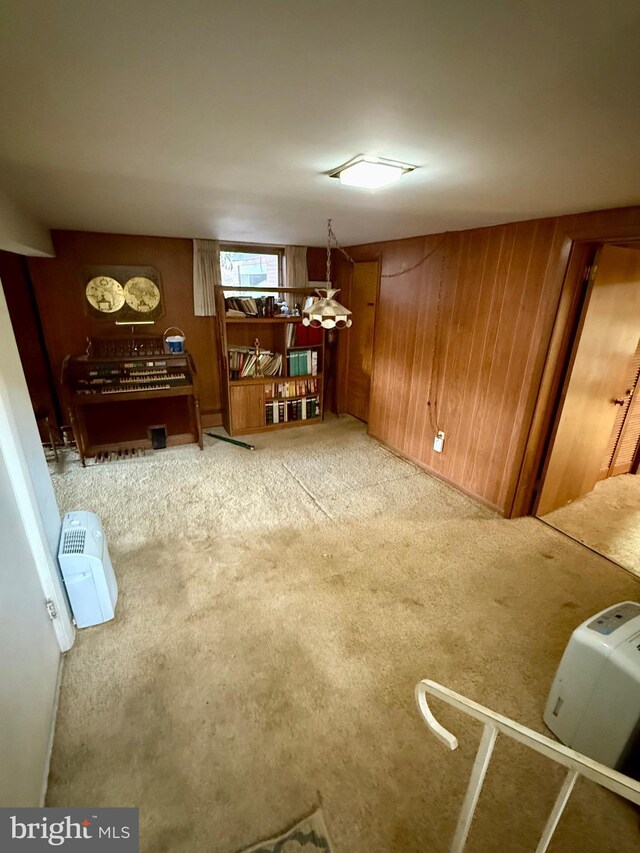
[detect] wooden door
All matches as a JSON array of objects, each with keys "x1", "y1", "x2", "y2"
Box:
[
  {"x1": 600, "y1": 338, "x2": 640, "y2": 478},
  {"x1": 537, "y1": 245, "x2": 640, "y2": 515},
  {"x1": 0, "y1": 447, "x2": 62, "y2": 805},
  {"x1": 230, "y1": 384, "x2": 264, "y2": 433},
  {"x1": 345, "y1": 261, "x2": 378, "y2": 422}
]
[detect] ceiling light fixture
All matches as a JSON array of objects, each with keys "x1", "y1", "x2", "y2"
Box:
[
  {"x1": 302, "y1": 288, "x2": 351, "y2": 330},
  {"x1": 302, "y1": 219, "x2": 353, "y2": 415},
  {"x1": 302, "y1": 219, "x2": 352, "y2": 330},
  {"x1": 329, "y1": 155, "x2": 415, "y2": 189}
]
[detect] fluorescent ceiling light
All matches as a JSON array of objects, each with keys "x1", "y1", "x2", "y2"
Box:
[{"x1": 329, "y1": 156, "x2": 415, "y2": 189}]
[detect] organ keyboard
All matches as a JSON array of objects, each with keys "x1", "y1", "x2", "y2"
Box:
[{"x1": 62, "y1": 340, "x2": 203, "y2": 464}]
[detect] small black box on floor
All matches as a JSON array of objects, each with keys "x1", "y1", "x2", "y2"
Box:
[{"x1": 149, "y1": 426, "x2": 167, "y2": 449}]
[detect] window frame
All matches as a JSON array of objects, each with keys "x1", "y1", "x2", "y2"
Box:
[{"x1": 219, "y1": 244, "x2": 284, "y2": 291}]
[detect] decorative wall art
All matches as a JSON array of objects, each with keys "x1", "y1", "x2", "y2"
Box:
[{"x1": 82, "y1": 265, "x2": 165, "y2": 323}]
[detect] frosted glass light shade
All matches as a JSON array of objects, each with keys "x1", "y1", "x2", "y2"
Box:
[
  {"x1": 302, "y1": 289, "x2": 352, "y2": 330},
  {"x1": 339, "y1": 159, "x2": 404, "y2": 189},
  {"x1": 330, "y1": 156, "x2": 415, "y2": 190}
]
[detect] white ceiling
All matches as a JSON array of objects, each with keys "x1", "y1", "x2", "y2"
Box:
[{"x1": 1, "y1": 1, "x2": 639, "y2": 247}]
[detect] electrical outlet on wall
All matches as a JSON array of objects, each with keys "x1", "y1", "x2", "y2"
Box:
[{"x1": 433, "y1": 431, "x2": 445, "y2": 453}]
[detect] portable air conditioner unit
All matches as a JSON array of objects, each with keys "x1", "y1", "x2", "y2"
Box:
[
  {"x1": 544, "y1": 601, "x2": 640, "y2": 779},
  {"x1": 58, "y1": 511, "x2": 118, "y2": 628}
]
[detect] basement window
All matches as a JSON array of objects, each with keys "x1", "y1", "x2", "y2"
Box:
[{"x1": 220, "y1": 246, "x2": 283, "y2": 296}]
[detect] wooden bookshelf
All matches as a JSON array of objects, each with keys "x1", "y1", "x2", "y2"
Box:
[{"x1": 215, "y1": 285, "x2": 325, "y2": 436}]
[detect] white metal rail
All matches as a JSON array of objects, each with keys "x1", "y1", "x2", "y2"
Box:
[{"x1": 415, "y1": 679, "x2": 640, "y2": 853}]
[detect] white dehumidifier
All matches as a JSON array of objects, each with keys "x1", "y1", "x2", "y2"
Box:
[
  {"x1": 544, "y1": 601, "x2": 640, "y2": 780},
  {"x1": 58, "y1": 511, "x2": 118, "y2": 628}
]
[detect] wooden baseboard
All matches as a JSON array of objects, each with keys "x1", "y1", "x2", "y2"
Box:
[{"x1": 369, "y1": 431, "x2": 502, "y2": 515}]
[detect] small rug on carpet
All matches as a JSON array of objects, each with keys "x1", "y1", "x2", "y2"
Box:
[{"x1": 237, "y1": 809, "x2": 333, "y2": 853}]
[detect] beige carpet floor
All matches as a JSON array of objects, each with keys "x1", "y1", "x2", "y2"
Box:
[
  {"x1": 47, "y1": 418, "x2": 640, "y2": 853},
  {"x1": 542, "y1": 474, "x2": 640, "y2": 577}
]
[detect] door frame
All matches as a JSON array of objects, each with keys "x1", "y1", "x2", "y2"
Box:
[
  {"x1": 532, "y1": 240, "x2": 599, "y2": 515},
  {"x1": 510, "y1": 223, "x2": 640, "y2": 518},
  {"x1": 336, "y1": 252, "x2": 382, "y2": 417},
  {"x1": 342, "y1": 258, "x2": 381, "y2": 422},
  {"x1": 532, "y1": 243, "x2": 640, "y2": 514}
]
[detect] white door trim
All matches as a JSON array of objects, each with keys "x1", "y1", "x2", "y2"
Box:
[{"x1": 0, "y1": 286, "x2": 74, "y2": 652}]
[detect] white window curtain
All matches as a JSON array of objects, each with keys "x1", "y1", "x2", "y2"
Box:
[
  {"x1": 284, "y1": 245, "x2": 308, "y2": 308},
  {"x1": 193, "y1": 239, "x2": 220, "y2": 316}
]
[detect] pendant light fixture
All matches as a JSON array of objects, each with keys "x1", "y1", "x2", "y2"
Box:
[
  {"x1": 302, "y1": 219, "x2": 353, "y2": 418},
  {"x1": 302, "y1": 220, "x2": 352, "y2": 330}
]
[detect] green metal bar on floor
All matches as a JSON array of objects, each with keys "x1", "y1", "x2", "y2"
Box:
[{"x1": 205, "y1": 432, "x2": 255, "y2": 451}]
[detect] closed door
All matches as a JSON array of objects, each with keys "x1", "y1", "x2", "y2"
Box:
[
  {"x1": 345, "y1": 261, "x2": 378, "y2": 422},
  {"x1": 0, "y1": 447, "x2": 61, "y2": 805},
  {"x1": 0, "y1": 282, "x2": 70, "y2": 805},
  {"x1": 537, "y1": 245, "x2": 640, "y2": 515}
]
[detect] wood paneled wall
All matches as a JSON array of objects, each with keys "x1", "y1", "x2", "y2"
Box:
[
  {"x1": 28, "y1": 232, "x2": 222, "y2": 426},
  {"x1": 25, "y1": 232, "x2": 327, "y2": 429},
  {"x1": 343, "y1": 207, "x2": 640, "y2": 515}
]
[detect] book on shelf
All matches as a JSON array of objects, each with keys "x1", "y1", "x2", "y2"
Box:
[
  {"x1": 294, "y1": 323, "x2": 323, "y2": 347},
  {"x1": 228, "y1": 345, "x2": 283, "y2": 379},
  {"x1": 264, "y1": 378, "x2": 319, "y2": 399},
  {"x1": 285, "y1": 323, "x2": 297, "y2": 348},
  {"x1": 264, "y1": 396, "x2": 320, "y2": 424},
  {"x1": 287, "y1": 349, "x2": 318, "y2": 377},
  {"x1": 225, "y1": 296, "x2": 259, "y2": 316},
  {"x1": 225, "y1": 295, "x2": 298, "y2": 319}
]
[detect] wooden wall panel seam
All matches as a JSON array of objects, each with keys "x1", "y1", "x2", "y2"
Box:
[
  {"x1": 434, "y1": 232, "x2": 465, "y2": 472},
  {"x1": 452, "y1": 229, "x2": 491, "y2": 488},
  {"x1": 414, "y1": 239, "x2": 445, "y2": 461},
  {"x1": 461, "y1": 228, "x2": 503, "y2": 487},
  {"x1": 403, "y1": 242, "x2": 431, "y2": 452},
  {"x1": 464, "y1": 228, "x2": 508, "y2": 491},
  {"x1": 475, "y1": 226, "x2": 518, "y2": 501}
]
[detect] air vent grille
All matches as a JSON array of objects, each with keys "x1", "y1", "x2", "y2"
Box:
[{"x1": 61, "y1": 528, "x2": 86, "y2": 554}]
